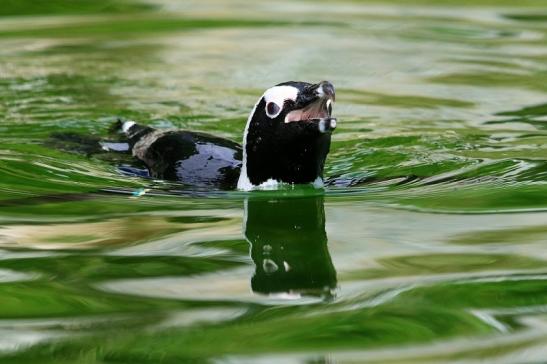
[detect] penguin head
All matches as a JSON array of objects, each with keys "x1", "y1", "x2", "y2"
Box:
[{"x1": 238, "y1": 81, "x2": 336, "y2": 190}]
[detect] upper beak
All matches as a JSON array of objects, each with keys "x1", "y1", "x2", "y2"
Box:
[
  {"x1": 314, "y1": 81, "x2": 335, "y2": 102},
  {"x1": 297, "y1": 81, "x2": 335, "y2": 107}
]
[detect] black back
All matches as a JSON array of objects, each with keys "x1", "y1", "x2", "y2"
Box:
[{"x1": 141, "y1": 130, "x2": 242, "y2": 189}]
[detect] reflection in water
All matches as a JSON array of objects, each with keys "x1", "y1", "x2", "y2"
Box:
[{"x1": 244, "y1": 195, "x2": 337, "y2": 299}]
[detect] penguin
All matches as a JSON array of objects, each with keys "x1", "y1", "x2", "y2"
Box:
[{"x1": 113, "y1": 80, "x2": 336, "y2": 190}]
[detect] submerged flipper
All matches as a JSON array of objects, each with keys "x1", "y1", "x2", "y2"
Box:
[
  {"x1": 45, "y1": 119, "x2": 147, "y2": 172},
  {"x1": 47, "y1": 118, "x2": 133, "y2": 156},
  {"x1": 46, "y1": 132, "x2": 105, "y2": 157}
]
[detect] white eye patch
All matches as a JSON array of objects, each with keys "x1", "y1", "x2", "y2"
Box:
[
  {"x1": 266, "y1": 102, "x2": 281, "y2": 118},
  {"x1": 262, "y1": 85, "x2": 298, "y2": 119}
]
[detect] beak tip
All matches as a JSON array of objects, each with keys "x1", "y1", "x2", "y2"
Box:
[{"x1": 318, "y1": 117, "x2": 337, "y2": 133}]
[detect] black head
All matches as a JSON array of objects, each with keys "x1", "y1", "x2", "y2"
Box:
[{"x1": 237, "y1": 81, "x2": 336, "y2": 190}]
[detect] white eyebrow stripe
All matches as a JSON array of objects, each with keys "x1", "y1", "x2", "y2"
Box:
[{"x1": 263, "y1": 85, "x2": 298, "y2": 106}]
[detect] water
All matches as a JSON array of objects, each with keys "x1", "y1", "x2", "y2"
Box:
[{"x1": 0, "y1": 0, "x2": 547, "y2": 362}]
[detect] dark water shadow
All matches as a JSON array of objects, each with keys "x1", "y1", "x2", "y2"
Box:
[
  {"x1": 488, "y1": 102, "x2": 547, "y2": 130},
  {"x1": 244, "y1": 195, "x2": 337, "y2": 299}
]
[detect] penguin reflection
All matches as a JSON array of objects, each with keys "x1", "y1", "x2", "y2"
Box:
[{"x1": 244, "y1": 195, "x2": 337, "y2": 299}]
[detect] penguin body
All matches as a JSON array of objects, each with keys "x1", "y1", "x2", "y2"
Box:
[
  {"x1": 115, "y1": 81, "x2": 336, "y2": 190},
  {"x1": 121, "y1": 122, "x2": 242, "y2": 189}
]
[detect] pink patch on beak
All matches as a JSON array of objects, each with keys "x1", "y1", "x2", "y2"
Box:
[{"x1": 284, "y1": 99, "x2": 332, "y2": 123}]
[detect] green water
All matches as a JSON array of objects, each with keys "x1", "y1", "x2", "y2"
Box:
[{"x1": 1, "y1": 0, "x2": 547, "y2": 362}]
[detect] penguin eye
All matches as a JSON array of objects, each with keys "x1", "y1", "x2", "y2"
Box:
[{"x1": 266, "y1": 102, "x2": 281, "y2": 118}]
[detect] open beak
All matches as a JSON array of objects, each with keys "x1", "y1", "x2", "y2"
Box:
[{"x1": 285, "y1": 81, "x2": 336, "y2": 131}]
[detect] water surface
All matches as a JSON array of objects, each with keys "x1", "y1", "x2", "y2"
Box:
[{"x1": 0, "y1": 0, "x2": 547, "y2": 362}]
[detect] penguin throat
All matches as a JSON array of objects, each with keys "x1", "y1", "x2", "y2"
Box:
[{"x1": 242, "y1": 121, "x2": 331, "y2": 188}]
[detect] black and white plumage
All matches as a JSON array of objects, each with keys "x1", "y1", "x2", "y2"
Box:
[
  {"x1": 119, "y1": 122, "x2": 242, "y2": 189},
  {"x1": 115, "y1": 81, "x2": 336, "y2": 190}
]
